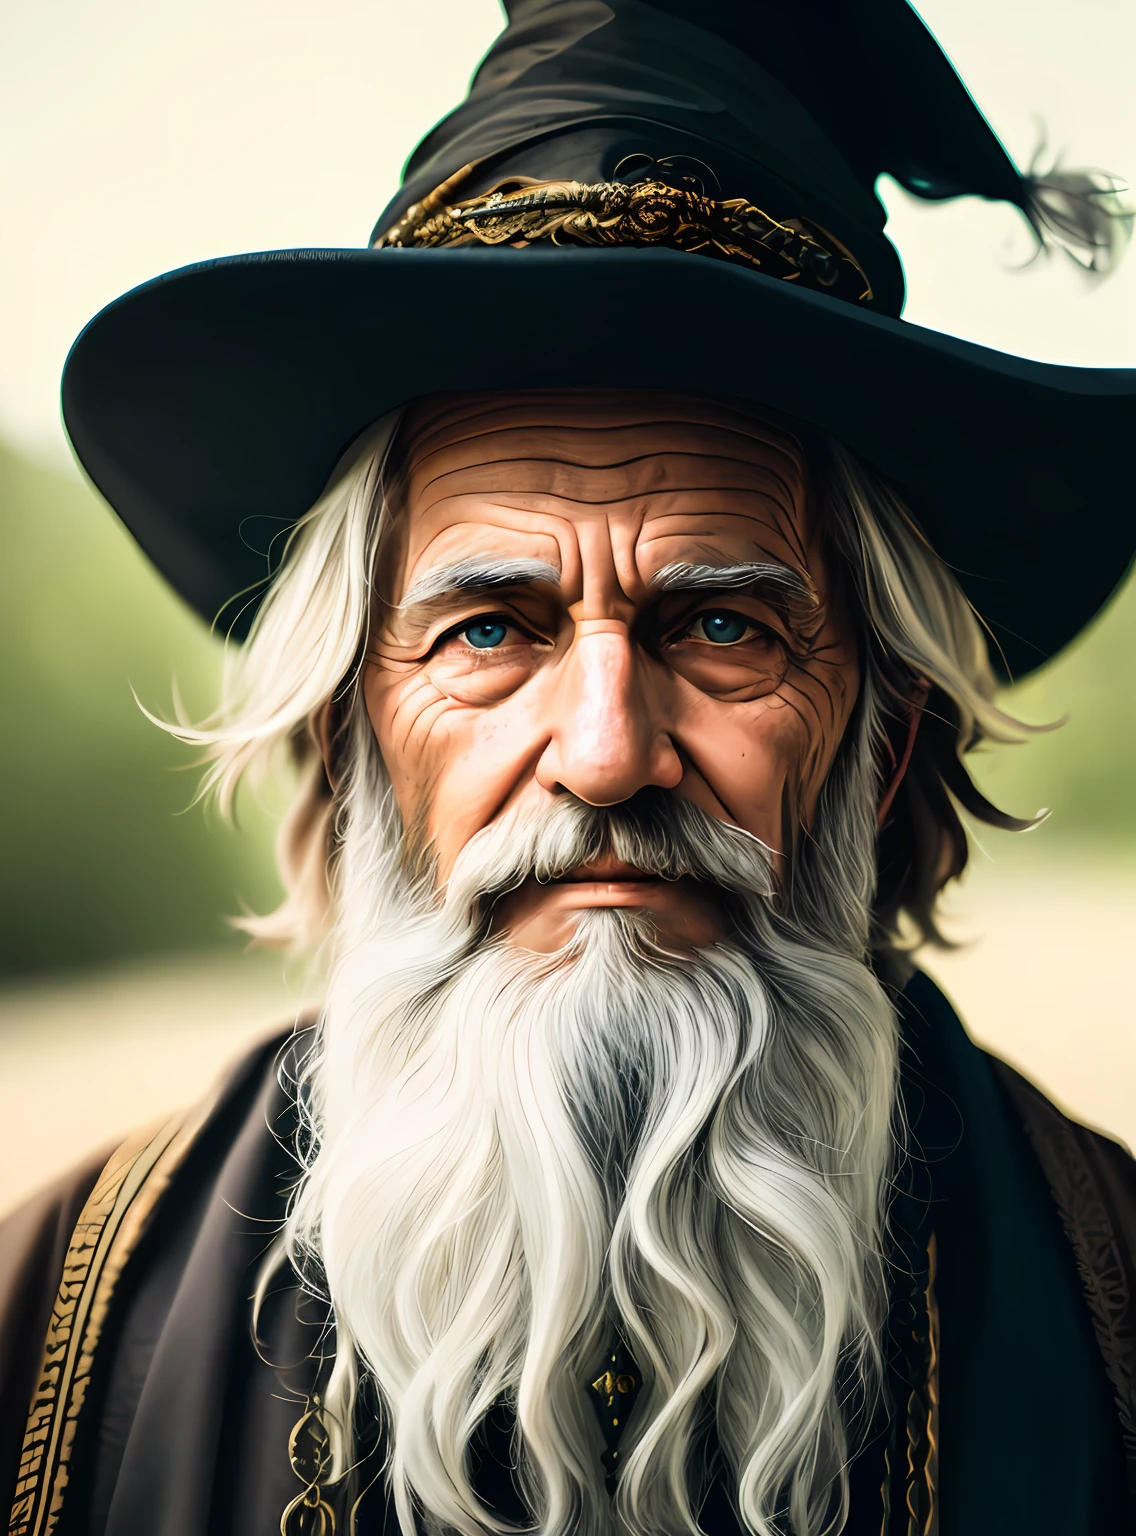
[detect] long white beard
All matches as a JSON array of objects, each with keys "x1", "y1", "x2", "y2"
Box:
[{"x1": 284, "y1": 707, "x2": 898, "y2": 1536}]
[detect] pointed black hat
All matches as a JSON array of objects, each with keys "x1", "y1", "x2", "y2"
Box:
[{"x1": 61, "y1": 0, "x2": 1135, "y2": 675}]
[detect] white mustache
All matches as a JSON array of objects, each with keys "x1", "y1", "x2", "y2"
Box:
[{"x1": 441, "y1": 791, "x2": 777, "y2": 922}]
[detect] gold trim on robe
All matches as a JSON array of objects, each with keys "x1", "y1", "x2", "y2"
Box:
[{"x1": 7, "y1": 1100, "x2": 212, "y2": 1536}]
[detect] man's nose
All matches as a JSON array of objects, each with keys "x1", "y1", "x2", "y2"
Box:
[{"x1": 535, "y1": 624, "x2": 682, "y2": 804}]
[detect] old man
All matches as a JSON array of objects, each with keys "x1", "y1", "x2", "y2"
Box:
[{"x1": 4, "y1": 2, "x2": 1136, "y2": 1534}]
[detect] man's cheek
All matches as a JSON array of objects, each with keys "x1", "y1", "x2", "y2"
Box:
[
  {"x1": 415, "y1": 698, "x2": 548, "y2": 879},
  {"x1": 424, "y1": 656, "x2": 534, "y2": 706},
  {"x1": 685, "y1": 689, "x2": 801, "y2": 773},
  {"x1": 784, "y1": 663, "x2": 860, "y2": 815},
  {"x1": 685, "y1": 697, "x2": 811, "y2": 838},
  {"x1": 363, "y1": 672, "x2": 458, "y2": 845},
  {"x1": 379, "y1": 676, "x2": 456, "y2": 770}
]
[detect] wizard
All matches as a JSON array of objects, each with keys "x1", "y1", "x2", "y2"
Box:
[{"x1": 3, "y1": 2, "x2": 1135, "y2": 1533}]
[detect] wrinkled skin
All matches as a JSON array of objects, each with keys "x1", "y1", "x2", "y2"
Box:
[{"x1": 363, "y1": 392, "x2": 861, "y2": 952}]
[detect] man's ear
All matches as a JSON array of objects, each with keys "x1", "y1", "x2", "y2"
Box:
[{"x1": 876, "y1": 680, "x2": 931, "y2": 829}]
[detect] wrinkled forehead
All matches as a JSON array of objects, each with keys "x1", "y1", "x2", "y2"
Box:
[{"x1": 389, "y1": 391, "x2": 811, "y2": 517}]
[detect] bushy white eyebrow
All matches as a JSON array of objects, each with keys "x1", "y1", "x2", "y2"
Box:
[
  {"x1": 650, "y1": 560, "x2": 815, "y2": 602},
  {"x1": 400, "y1": 557, "x2": 562, "y2": 609}
]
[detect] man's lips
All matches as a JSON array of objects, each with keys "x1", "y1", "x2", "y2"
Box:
[
  {"x1": 492, "y1": 859, "x2": 725, "y2": 949},
  {"x1": 557, "y1": 858, "x2": 663, "y2": 884}
]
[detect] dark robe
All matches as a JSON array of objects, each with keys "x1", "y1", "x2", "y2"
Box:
[{"x1": 3, "y1": 972, "x2": 1135, "y2": 1536}]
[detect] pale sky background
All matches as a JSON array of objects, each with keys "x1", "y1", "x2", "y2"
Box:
[{"x1": 1, "y1": 0, "x2": 1134, "y2": 462}]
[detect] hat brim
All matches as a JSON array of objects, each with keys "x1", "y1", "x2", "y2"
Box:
[{"x1": 62, "y1": 244, "x2": 1136, "y2": 677}]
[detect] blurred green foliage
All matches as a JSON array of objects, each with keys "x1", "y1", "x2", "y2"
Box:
[
  {"x1": 972, "y1": 563, "x2": 1136, "y2": 839},
  {"x1": 0, "y1": 435, "x2": 1132, "y2": 980},
  {"x1": 1, "y1": 438, "x2": 279, "y2": 978}
]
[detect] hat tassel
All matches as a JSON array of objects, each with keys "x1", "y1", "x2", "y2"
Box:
[{"x1": 1021, "y1": 139, "x2": 1134, "y2": 275}]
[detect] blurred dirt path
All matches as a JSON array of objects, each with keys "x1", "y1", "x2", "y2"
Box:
[
  {"x1": 1, "y1": 856, "x2": 1133, "y2": 1216},
  {"x1": 0, "y1": 950, "x2": 316, "y2": 1216},
  {"x1": 920, "y1": 857, "x2": 1136, "y2": 1151}
]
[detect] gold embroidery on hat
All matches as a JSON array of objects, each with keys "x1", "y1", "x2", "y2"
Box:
[{"x1": 375, "y1": 164, "x2": 873, "y2": 304}]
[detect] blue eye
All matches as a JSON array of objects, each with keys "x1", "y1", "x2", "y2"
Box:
[
  {"x1": 694, "y1": 611, "x2": 751, "y2": 644},
  {"x1": 463, "y1": 620, "x2": 509, "y2": 649}
]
